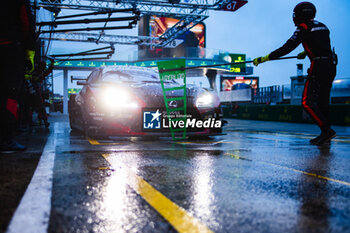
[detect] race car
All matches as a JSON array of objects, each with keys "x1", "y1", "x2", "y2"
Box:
[{"x1": 68, "y1": 65, "x2": 223, "y2": 137}]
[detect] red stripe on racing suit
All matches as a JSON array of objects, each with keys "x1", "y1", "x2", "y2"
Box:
[
  {"x1": 6, "y1": 99, "x2": 19, "y2": 120},
  {"x1": 302, "y1": 80, "x2": 324, "y2": 127}
]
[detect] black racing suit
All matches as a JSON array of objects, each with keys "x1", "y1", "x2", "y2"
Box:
[
  {"x1": 269, "y1": 20, "x2": 336, "y2": 131},
  {"x1": 0, "y1": 0, "x2": 36, "y2": 141}
]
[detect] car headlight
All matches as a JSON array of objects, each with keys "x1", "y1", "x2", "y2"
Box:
[
  {"x1": 101, "y1": 86, "x2": 138, "y2": 110},
  {"x1": 195, "y1": 93, "x2": 214, "y2": 109}
]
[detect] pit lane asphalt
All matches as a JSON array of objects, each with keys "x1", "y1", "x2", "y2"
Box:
[{"x1": 1, "y1": 114, "x2": 350, "y2": 233}]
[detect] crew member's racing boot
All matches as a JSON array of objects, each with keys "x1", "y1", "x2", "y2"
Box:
[
  {"x1": 0, "y1": 140, "x2": 27, "y2": 153},
  {"x1": 309, "y1": 135, "x2": 321, "y2": 144},
  {"x1": 312, "y1": 128, "x2": 336, "y2": 146}
]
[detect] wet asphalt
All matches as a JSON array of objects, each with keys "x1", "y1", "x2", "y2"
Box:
[{"x1": 1, "y1": 114, "x2": 350, "y2": 233}]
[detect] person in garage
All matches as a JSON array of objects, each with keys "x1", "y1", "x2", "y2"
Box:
[{"x1": 0, "y1": 0, "x2": 36, "y2": 152}]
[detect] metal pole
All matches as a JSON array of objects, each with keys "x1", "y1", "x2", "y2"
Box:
[
  {"x1": 205, "y1": 69, "x2": 217, "y2": 91},
  {"x1": 51, "y1": 46, "x2": 113, "y2": 57},
  {"x1": 55, "y1": 8, "x2": 137, "y2": 20},
  {"x1": 63, "y1": 69, "x2": 68, "y2": 115},
  {"x1": 37, "y1": 16, "x2": 138, "y2": 26},
  {"x1": 41, "y1": 25, "x2": 133, "y2": 33}
]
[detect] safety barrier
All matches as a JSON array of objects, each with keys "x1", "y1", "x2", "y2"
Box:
[
  {"x1": 219, "y1": 89, "x2": 251, "y2": 103},
  {"x1": 219, "y1": 85, "x2": 284, "y2": 104},
  {"x1": 253, "y1": 85, "x2": 283, "y2": 104},
  {"x1": 222, "y1": 104, "x2": 350, "y2": 126},
  {"x1": 220, "y1": 78, "x2": 350, "y2": 105}
]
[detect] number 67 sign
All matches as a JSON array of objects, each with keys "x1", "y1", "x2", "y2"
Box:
[{"x1": 221, "y1": 0, "x2": 247, "y2": 12}]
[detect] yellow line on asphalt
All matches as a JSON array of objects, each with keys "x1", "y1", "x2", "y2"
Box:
[
  {"x1": 244, "y1": 132, "x2": 350, "y2": 144},
  {"x1": 87, "y1": 137, "x2": 125, "y2": 145},
  {"x1": 98, "y1": 167, "x2": 113, "y2": 170},
  {"x1": 87, "y1": 137, "x2": 100, "y2": 145},
  {"x1": 272, "y1": 133, "x2": 350, "y2": 144},
  {"x1": 176, "y1": 140, "x2": 227, "y2": 145},
  {"x1": 225, "y1": 153, "x2": 350, "y2": 187},
  {"x1": 101, "y1": 154, "x2": 213, "y2": 233},
  {"x1": 88, "y1": 138, "x2": 232, "y2": 146},
  {"x1": 265, "y1": 162, "x2": 350, "y2": 186},
  {"x1": 327, "y1": 138, "x2": 350, "y2": 144},
  {"x1": 247, "y1": 134, "x2": 350, "y2": 144}
]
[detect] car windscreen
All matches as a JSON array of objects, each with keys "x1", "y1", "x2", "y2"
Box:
[{"x1": 101, "y1": 70, "x2": 176, "y2": 83}]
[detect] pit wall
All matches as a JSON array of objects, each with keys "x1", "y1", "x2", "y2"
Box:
[{"x1": 222, "y1": 104, "x2": 350, "y2": 126}]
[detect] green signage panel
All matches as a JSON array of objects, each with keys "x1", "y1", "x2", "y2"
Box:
[
  {"x1": 54, "y1": 59, "x2": 233, "y2": 70},
  {"x1": 229, "y1": 53, "x2": 246, "y2": 73},
  {"x1": 68, "y1": 88, "x2": 81, "y2": 98},
  {"x1": 53, "y1": 56, "x2": 249, "y2": 74}
]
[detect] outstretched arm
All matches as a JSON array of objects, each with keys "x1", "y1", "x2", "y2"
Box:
[
  {"x1": 269, "y1": 28, "x2": 302, "y2": 60},
  {"x1": 253, "y1": 27, "x2": 303, "y2": 66}
]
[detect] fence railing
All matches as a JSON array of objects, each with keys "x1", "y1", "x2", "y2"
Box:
[
  {"x1": 219, "y1": 89, "x2": 252, "y2": 103},
  {"x1": 219, "y1": 79, "x2": 350, "y2": 105},
  {"x1": 252, "y1": 85, "x2": 283, "y2": 104}
]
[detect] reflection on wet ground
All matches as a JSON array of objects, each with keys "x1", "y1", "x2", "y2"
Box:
[{"x1": 2, "y1": 117, "x2": 350, "y2": 233}]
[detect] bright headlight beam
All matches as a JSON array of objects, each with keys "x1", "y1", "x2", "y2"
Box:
[
  {"x1": 196, "y1": 93, "x2": 214, "y2": 108},
  {"x1": 101, "y1": 86, "x2": 138, "y2": 110}
]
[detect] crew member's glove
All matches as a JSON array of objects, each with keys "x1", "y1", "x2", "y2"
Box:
[
  {"x1": 253, "y1": 54, "x2": 270, "y2": 66},
  {"x1": 25, "y1": 50, "x2": 35, "y2": 74},
  {"x1": 297, "y1": 51, "x2": 307, "y2": 59},
  {"x1": 25, "y1": 74, "x2": 32, "y2": 81}
]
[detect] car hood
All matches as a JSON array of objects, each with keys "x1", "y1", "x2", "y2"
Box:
[
  {"x1": 87, "y1": 81, "x2": 215, "y2": 108},
  {"x1": 130, "y1": 82, "x2": 201, "y2": 97}
]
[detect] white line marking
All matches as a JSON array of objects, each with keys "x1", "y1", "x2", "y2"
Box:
[{"x1": 6, "y1": 124, "x2": 57, "y2": 233}]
